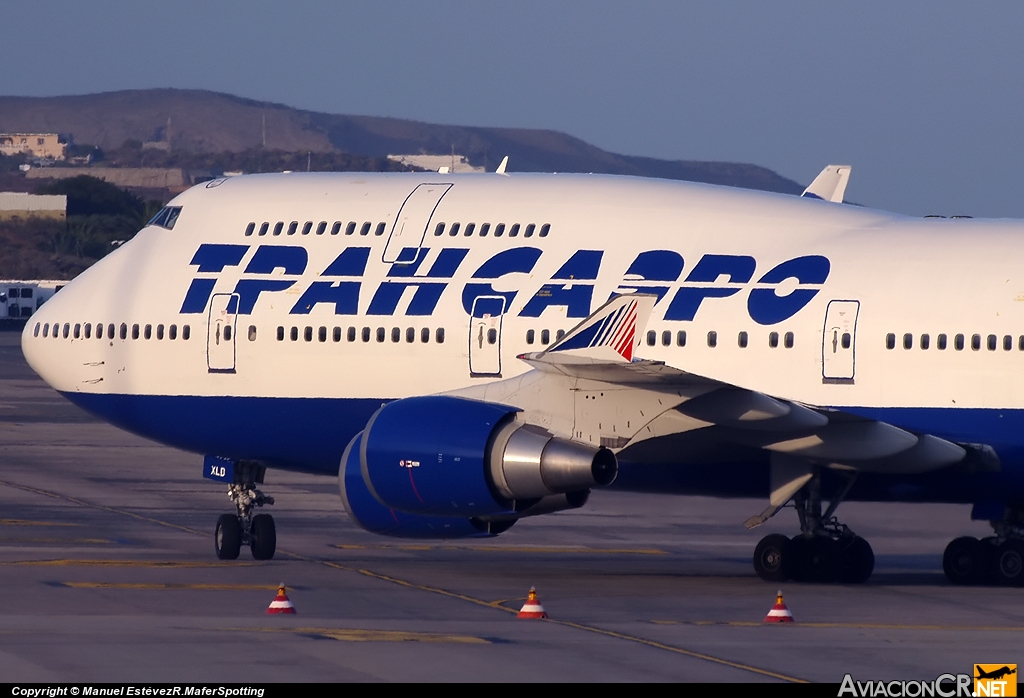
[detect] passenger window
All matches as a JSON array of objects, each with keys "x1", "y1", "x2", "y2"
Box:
[
  {"x1": 487, "y1": 328, "x2": 498, "y2": 344},
  {"x1": 144, "y1": 324, "x2": 152, "y2": 340},
  {"x1": 107, "y1": 323, "x2": 115, "y2": 339},
  {"x1": 348, "y1": 327, "x2": 357, "y2": 342},
  {"x1": 376, "y1": 327, "x2": 385, "y2": 342},
  {"x1": 223, "y1": 326, "x2": 232, "y2": 341},
  {"x1": 464, "y1": 223, "x2": 475, "y2": 237},
  {"x1": 245, "y1": 222, "x2": 255, "y2": 237},
  {"x1": 119, "y1": 323, "x2": 127, "y2": 340},
  {"x1": 316, "y1": 221, "x2": 327, "y2": 235},
  {"x1": 345, "y1": 222, "x2": 356, "y2": 235},
  {"x1": 73, "y1": 323, "x2": 81, "y2": 339},
  {"x1": 784, "y1": 332, "x2": 794, "y2": 348},
  {"x1": 770, "y1": 332, "x2": 779, "y2": 348},
  {"x1": 258, "y1": 223, "x2": 269, "y2": 236},
  {"x1": 707, "y1": 331, "x2": 717, "y2": 348},
  {"x1": 541, "y1": 329, "x2": 550, "y2": 344},
  {"x1": 273, "y1": 222, "x2": 283, "y2": 236},
  {"x1": 885, "y1": 333, "x2": 895, "y2": 350},
  {"x1": 131, "y1": 324, "x2": 139, "y2": 340},
  {"x1": 509, "y1": 224, "x2": 521, "y2": 237},
  {"x1": 360, "y1": 222, "x2": 372, "y2": 236},
  {"x1": 647, "y1": 330, "x2": 656, "y2": 346},
  {"x1": 972, "y1": 334, "x2": 981, "y2": 351},
  {"x1": 676, "y1": 330, "x2": 686, "y2": 347},
  {"x1": 449, "y1": 223, "x2": 461, "y2": 237},
  {"x1": 287, "y1": 221, "x2": 298, "y2": 236},
  {"x1": 277, "y1": 326, "x2": 284, "y2": 341},
  {"x1": 526, "y1": 329, "x2": 535, "y2": 344},
  {"x1": 919, "y1": 334, "x2": 929, "y2": 350},
  {"x1": 937, "y1": 334, "x2": 947, "y2": 350},
  {"x1": 738, "y1": 331, "x2": 748, "y2": 348},
  {"x1": 361, "y1": 327, "x2": 370, "y2": 342},
  {"x1": 1020, "y1": 335, "x2": 1024, "y2": 351},
  {"x1": 524, "y1": 224, "x2": 536, "y2": 237},
  {"x1": 84, "y1": 323, "x2": 92, "y2": 339},
  {"x1": 420, "y1": 327, "x2": 429, "y2": 343},
  {"x1": 955, "y1": 334, "x2": 965, "y2": 351},
  {"x1": 434, "y1": 223, "x2": 445, "y2": 236},
  {"x1": 375, "y1": 222, "x2": 386, "y2": 236},
  {"x1": 304, "y1": 327, "x2": 313, "y2": 342},
  {"x1": 480, "y1": 224, "x2": 490, "y2": 237},
  {"x1": 539, "y1": 224, "x2": 550, "y2": 237},
  {"x1": 556, "y1": 329, "x2": 565, "y2": 340},
  {"x1": 903, "y1": 333, "x2": 913, "y2": 350},
  {"x1": 157, "y1": 324, "x2": 165, "y2": 340},
  {"x1": 494, "y1": 224, "x2": 506, "y2": 237},
  {"x1": 95, "y1": 323, "x2": 102, "y2": 339},
  {"x1": 182, "y1": 325, "x2": 190, "y2": 340},
  {"x1": 436, "y1": 328, "x2": 445, "y2": 343},
  {"x1": 406, "y1": 327, "x2": 415, "y2": 343},
  {"x1": 662, "y1": 330, "x2": 671, "y2": 346},
  {"x1": 333, "y1": 327, "x2": 342, "y2": 342},
  {"x1": 391, "y1": 327, "x2": 400, "y2": 342},
  {"x1": 842, "y1": 332, "x2": 851, "y2": 349},
  {"x1": 1004, "y1": 335, "x2": 1013, "y2": 351},
  {"x1": 331, "y1": 222, "x2": 342, "y2": 235},
  {"x1": 301, "y1": 222, "x2": 312, "y2": 235},
  {"x1": 987, "y1": 334, "x2": 997, "y2": 351},
  {"x1": 42, "y1": 322, "x2": 49, "y2": 338},
  {"x1": 247, "y1": 325, "x2": 255, "y2": 341},
  {"x1": 168, "y1": 325, "x2": 177, "y2": 340},
  {"x1": 318, "y1": 326, "x2": 327, "y2": 342},
  {"x1": 290, "y1": 327, "x2": 298, "y2": 341}
]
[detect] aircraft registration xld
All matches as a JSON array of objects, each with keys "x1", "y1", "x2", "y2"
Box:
[{"x1": 20, "y1": 167, "x2": 1024, "y2": 587}]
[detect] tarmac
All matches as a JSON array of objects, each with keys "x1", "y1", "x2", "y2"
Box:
[{"x1": 0, "y1": 331, "x2": 1018, "y2": 683}]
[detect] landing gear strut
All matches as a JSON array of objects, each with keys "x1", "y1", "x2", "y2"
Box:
[
  {"x1": 753, "y1": 471, "x2": 874, "y2": 584},
  {"x1": 214, "y1": 463, "x2": 276, "y2": 561},
  {"x1": 943, "y1": 508, "x2": 1024, "y2": 586}
]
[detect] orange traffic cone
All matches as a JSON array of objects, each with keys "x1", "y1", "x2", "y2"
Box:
[
  {"x1": 517, "y1": 586, "x2": 548, "y2": 619},
  {"x1": 266, "y1": 584, "x2": 296, "y2": 614},
  {"x1": 764, "y1": 590, "x2": 793, "y2": 623}
]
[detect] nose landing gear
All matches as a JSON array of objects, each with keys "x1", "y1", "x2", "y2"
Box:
[{"x1": 213, "y1": 463, "x2": 276, "y2": 561}]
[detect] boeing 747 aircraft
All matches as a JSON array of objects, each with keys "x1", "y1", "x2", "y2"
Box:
[{"x1": 20, "y1": 168, "x2": 1024, "y2": 586}]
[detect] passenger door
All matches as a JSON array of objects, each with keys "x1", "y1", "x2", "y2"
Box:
[
  {"x1": 469, "y1": 296, "x2": 505, "y2": 377},
  {"x1": 207, "y1": 293, "x2": 239, "y2": 373},
  {"x1": 822, "y1": 300, "x2": 860, "y2": 383}
]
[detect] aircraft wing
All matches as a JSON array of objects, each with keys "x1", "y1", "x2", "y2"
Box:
[{"x1": 512, "y1": 293, "x2": 967, "y2": 478}]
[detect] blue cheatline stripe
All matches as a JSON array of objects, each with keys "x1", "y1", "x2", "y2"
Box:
[
  {"x1": 62, "y1": 392, "x2": 383, "y2": 475},
  {"x1": 58, "y1": 393, "x2": 1024, "y2": 501}
]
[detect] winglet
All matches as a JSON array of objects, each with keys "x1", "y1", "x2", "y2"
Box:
[
  {"x1": 528, "y1": 293, "x2": 657, "y2": 364},
  {"x1": 802, "y1": 165, "x2": 851, "y2": 203},
  {"x1": 496, "y1": 156, "x2": 509, "y2": 175}
]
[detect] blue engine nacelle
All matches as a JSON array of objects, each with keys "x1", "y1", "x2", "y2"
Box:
[
  {"x1": 339, "y1": 431, "x2": 510, "y2": 539},
  {"x1": 342, "y1": 395, "x2": 617, "y2": 523}
]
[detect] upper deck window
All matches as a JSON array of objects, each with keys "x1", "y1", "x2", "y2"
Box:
[{"x1": 148, "y1": 207, "x2": 183, "y2": 230}]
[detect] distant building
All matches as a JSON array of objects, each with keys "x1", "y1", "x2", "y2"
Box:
[
  {"x1": 0, "y1": 133, "x2": 66, "y2": 160},
  {"x1": 388, "y1": 154, "x2": 486, "y2": 173},
  {"x1": 0, "y1": 280, "x2": 65, "y2": 323},
  {"x1": 0, "y1": 192, "x2": 67, "y2": 221}
]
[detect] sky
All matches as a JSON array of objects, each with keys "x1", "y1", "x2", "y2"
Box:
[{"x1": 5, "y1": 1, "x2": 1024, "y2": 217}]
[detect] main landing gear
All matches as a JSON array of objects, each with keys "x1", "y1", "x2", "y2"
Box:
[
  {"x1": 752, "y1": 472, "x2": 874, "y2": 584},
  {"x1": 214, "y1": 463, "x2": 276, "y2": 561},
  {"x1": 942, "y1": 508, "x2": 1024, "y2": 586}
]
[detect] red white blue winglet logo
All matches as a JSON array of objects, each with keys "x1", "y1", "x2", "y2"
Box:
[{"x1": 550, "y1": 297, "x2": 640, "y2": 361}]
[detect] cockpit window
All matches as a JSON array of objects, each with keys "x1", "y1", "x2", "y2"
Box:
[{"x1": 148, "y1": 206, "x2": 183, "y2": 230}]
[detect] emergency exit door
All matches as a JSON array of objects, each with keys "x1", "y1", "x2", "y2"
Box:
[{"x1": 822, "y1": 299, "x2": 860, "y2": 382}]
